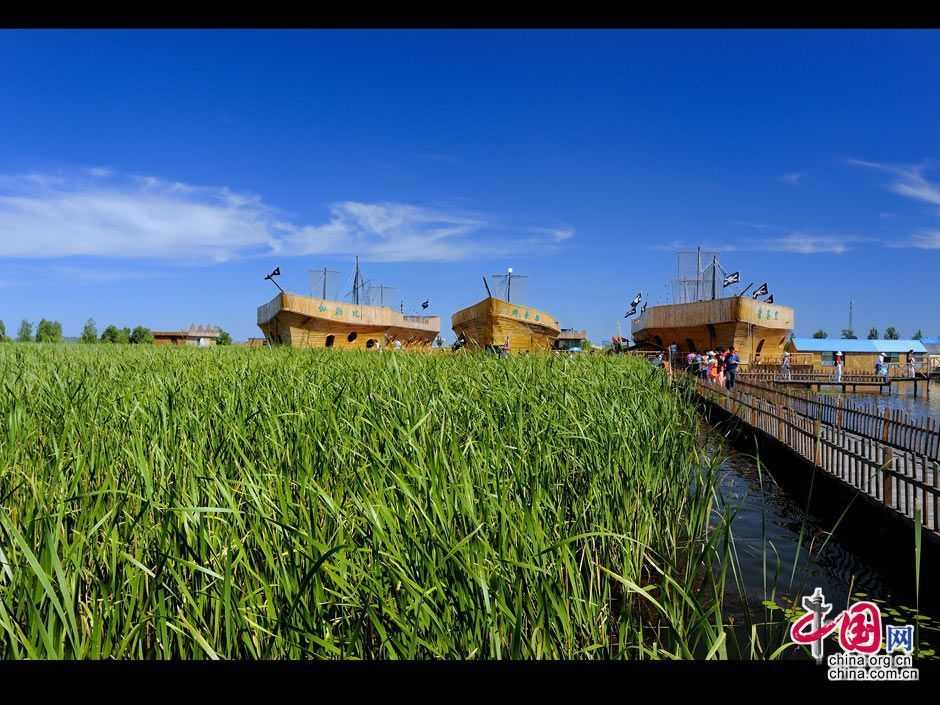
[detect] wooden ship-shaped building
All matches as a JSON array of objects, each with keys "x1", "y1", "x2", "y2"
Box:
[
  {"x1": 257, "y1": 259, "x2": 440, "y2": 350},
  {"x1": 630, "y1": 250, "x2": 794, "y2": 365},
  {"x1": 451, "y1": 269, "x2": 560, "y2": 353}
]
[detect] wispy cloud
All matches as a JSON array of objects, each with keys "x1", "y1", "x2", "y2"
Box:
[
  {"x1": 0, "y1": 169, "x2": 572, "y2": 263},
  {"x1": 656, "y1": 232, "x2": 865, "y2": 255},
  {"x1": 887, "y1": 230, "x2": 940, "y2": 250},
  {"x1": 730, "y1": 221, "x2": 775, "y2": 231},
  {"x1": 848, "y1": 158, "x2": 940, "y2": 206},
  {"x1": 757, "y1": 233, "x2": 865, "y2": 254},
  {"x1": 780, "y1": 172, "x2": 805, "y2": 186},
  {"x1": 527, "y1": 226, "x2": 574, "y2": 242}
]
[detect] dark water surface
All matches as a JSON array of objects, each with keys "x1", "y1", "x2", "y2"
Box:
[
  {"x1": 714, "y1": 444, "x2": 940, "y2": 659},
  {"x1": 818, "y1": 379, "x2": 940, "y2": 422}
]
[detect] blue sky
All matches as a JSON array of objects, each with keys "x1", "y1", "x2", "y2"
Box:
[{"x1": 1, "y1": 29, "x2": 939, "y2": 343}]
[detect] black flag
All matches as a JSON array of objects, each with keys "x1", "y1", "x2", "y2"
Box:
[
  {"x1": 421, "y1": 300, "x2": 429, "y2": 310},
  {"x1": 630, "y1": 292, "x2": 642, "y2": 308},
  {"x1": 752, "y1": 282, "x2": 769, "y2": 298},
  {"x1": 624, "y1": 307, "x2": 636, "y2": 318},
  {"x1": 722, "y1": 271, "x2": 740, "y2": 287},
  {"x1": 641, "y1": 302, "x2": 647, "y2": 313},
  {"x1": 264, "y1": 266, "x2": 284, "y2": 292},
  {"x1": 765, "y1": 294, "x2": 774, "y2": 304}
]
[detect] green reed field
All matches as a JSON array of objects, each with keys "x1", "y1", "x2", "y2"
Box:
[{"x1": 0, "y1": 344, "x2": 739, "y2": 659}]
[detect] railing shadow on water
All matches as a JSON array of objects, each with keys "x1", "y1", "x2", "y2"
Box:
[{"x1": 687, "y1": 376, "x2": 940, "y2": 659}]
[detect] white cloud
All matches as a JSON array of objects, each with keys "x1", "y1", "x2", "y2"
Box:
[
  {"x1": 527, "y1": 226, "x2": 574, "y2": 242},
  {"x1": 848, "y1": 158, "x2": 940, "y2": 206},
  {"x1": 887, "y1": 230, "x2": 940, "y2": 250},
  {"x1": 0, "y1": 169, "x2": 571, "y2": 262},
  {"x1": 655, "y1": 233, "x2": 863, "y2": 255},
  {"x1": 780, "y1": 172, "x2": 804, "y2": 185},
  {"x1": 730, "y1": 221, "x2": 774, "y2": 231},
  {"x1": 758, "y1": 233, "x2": 863, "y2": 254}
]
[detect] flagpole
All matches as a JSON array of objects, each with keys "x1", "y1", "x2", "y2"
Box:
[{"x1": 711, "y1": 256, "x2": 717, "y2": 300}]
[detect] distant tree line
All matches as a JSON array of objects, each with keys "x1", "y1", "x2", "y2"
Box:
[
  {"x1": 0, "y1": 319, "x2": 233, "y2": 345},
  {"x1": 809, "y1": 327, "x2": 929, "y2": 341}
]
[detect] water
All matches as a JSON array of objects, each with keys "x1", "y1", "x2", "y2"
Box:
[
  {"x1": 818, "y1": 379, "x2": 940, "y2": 422},
  {"x1": 714, "y1": 446, "x2": 940, "y2": 659}
]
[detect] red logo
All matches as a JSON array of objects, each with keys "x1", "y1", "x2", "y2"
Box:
[{"x1": 791, "y1": 591, "x2": 882, "y2": 657}]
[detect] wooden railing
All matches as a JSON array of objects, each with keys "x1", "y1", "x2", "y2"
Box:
[
  {"x1": 731, "y1": 378, "x2": 940, "y2": 461},
  {"x1": 696, "y1": 380, "x2": 940, "y2": 533}
]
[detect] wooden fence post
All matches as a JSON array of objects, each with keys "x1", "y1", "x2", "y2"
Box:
[
  {"x1": 883, "y1": 447, "x2": 894, "y2": 507},
  {"x1": 814, "y1": 418, "x2": 822, "y2": 466}
]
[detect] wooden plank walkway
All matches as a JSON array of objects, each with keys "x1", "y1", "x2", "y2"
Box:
[
  {"x1": 696, "y1": 379, "x2": 940, "y2": 536},
  {"x1": 739, "y1": 370, "x2": 932, "y2": 397}
]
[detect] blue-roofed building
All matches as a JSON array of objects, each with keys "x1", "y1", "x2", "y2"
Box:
[
  {"x1": 920, "y1": 337, "x2": 940, "y2": 355},
  {"x1": 788, "y1": 338, "x2": 928, "y2": 372}
]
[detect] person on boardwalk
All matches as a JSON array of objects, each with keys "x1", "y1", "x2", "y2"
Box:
[
  {"x1": 834, "y1": 351, "x2": 844, "y2": 383},
  {"x1": 781, "y1": 350, "x2": 791, "y2": 381},
  {"x1": 716, "y1": 348, "x2": 726, "y2": 387},
  {"x1": 908, "y1": 349, "x2": 917, "y2": 378},
  {"x1": 707, "y1": 352, "x2": 719, "y2": 384},
  {"x1": 877, "y1": 351, "x2": 888, "y2": 380},
  {"x1": 725, "y1": 346, "x2": 740, "y2": 390}
]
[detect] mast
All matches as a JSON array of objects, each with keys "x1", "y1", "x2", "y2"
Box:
[
  {"x1": 354, "y1": 256, "x2": 360, "y2": 306},
  {"x1": 507, "y1": 267, "x2": 513, "y2": 303},
  {"x1": 711, "y1": 255, "x2": 718, "y2": 300},
  {"x1": 696, "y1": 247, "x2": 702, "y2": 301},
  {"x1": 322, "y1": 267, "x2": 328, "y2": 299}
]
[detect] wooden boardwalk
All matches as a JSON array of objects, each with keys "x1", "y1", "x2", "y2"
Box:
[
  {"x1": 739, "y1": 370, "x2": 932, "y2": 397},
  {"x1": 696, "y1": 378, "x2": 940, "y2": 536}
]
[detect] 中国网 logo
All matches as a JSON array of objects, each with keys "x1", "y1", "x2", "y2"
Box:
[{"x1": 790, "y1": 587, "x2": 919, "y2": 681}]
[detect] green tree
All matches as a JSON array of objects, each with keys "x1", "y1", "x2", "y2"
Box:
[
  {"x1": 17, "y1": 320, "x2": 33, "y2": 342},
  {"x1": 116, "y1": 327, "x2": 131, "y2": 344},
  {"x1": 130, "y1": 326, "x2": 154, "y2": 344},
  {"x1": 913, "y1": 329, "x2": 924, "y2": 340},
  {"x1": 100, "y1": 325, "x2": 120, "y2": 343},
  {"x1": 35, "y1": 319, "x2": 63, "y2": 343},
  {"x1": 884, "y1": 326, "x2": 900, "y2": 340},
  {"x1": 81, "y1": 319, "x2": 98, "y2": 344},
  {"x1": 0, "y1": 320, "x2": 6, "y2": 342},
  {"x1": 867, "y1": 327, "x2": 879, "y2": 340},
  {"x1": 812, "y1": 329, "x2": 828, "y2": 339},
  {"x1": 216, "y1": 329, "x2": 232, "y2": 346},
  {"x1": 841, "y1": 329, "x2": 857, "y2": 340}
]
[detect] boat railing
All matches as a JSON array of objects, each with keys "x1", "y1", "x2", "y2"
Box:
[{"x1": 402, "y1": 315, "x2": 436, "y2": 322}]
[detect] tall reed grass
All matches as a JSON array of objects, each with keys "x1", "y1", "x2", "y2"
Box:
[{"x1": 0, "y1": 344, "x2": 731, "y2": 658}]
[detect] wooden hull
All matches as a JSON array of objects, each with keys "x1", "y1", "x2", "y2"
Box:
[
  {"x1": 257, "y1": 292, "x2": 440, "y2": 350},
  {"x1": 451, "y1": 297, "x2": 560, "y2": 353},
  {"x1": 631, "y1": 296, "x2": 794, "y2": 365}
]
